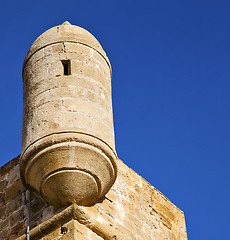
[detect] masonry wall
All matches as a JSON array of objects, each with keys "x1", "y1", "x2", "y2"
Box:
[{"x1": 0, "y1": 156, "x2": 187, "y2": 240}]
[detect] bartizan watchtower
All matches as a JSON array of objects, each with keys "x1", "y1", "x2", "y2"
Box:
[
  {"x1": 0, "y1": 22, "x2": 187, "y2": 240},
  {"x1": 20, "y1": 21, "x2": 117, "y2": 207}
]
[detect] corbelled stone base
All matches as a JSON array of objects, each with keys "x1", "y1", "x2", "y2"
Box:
[{"x1": 20, "y1": 133, "x2": 117, "y2": 206}]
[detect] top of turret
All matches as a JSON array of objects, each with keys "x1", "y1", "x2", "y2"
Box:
[
  {"x1": 62, "y1": 21, "x2": 71, "y2": 25},
  {"x1": 23, "y1": 21, "x2": 109, "y2": 67}
]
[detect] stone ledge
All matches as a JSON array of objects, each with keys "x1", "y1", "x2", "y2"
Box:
[{"x1": 16, "y1": 203, "x2": 112, "y2": 240}]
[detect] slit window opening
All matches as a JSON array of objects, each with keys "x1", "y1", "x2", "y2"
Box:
[{"x1": 62, "y1": 60, "x2": 71, "y2": 75}]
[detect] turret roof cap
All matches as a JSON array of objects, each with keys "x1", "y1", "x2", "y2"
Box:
[{"x1": 23, "y1": 22, "x2": 110, "y2": 69}]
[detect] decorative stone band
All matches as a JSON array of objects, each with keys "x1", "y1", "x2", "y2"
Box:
[
  {"x1": 20, "y1": 132, "x2": 117, "y2": 206},
  {"x1": 22, "y1": 23, "x2": 112, "y2": 78},
  {"x1": 23, "y1": 41, "x2": 112, "y2": 79},
  {"x1": 17, "y1": 203, "x2": 115, "y2": 240}
]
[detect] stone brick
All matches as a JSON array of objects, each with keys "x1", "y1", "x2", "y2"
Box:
[
  {"x1": 30, "y1": 211, "x2": 43, "y2": 227},
  {"x1": 87, "y1": 90, "x2": 110, "y2": 111},
  {"x1": 0, "y1": 192, "x2": 5, "y2": 206},
  {"x1": 0, "y1": 156, "x2": 20, "y2": 178},
  {"x1": 5, "y1": 179, "x2": 25, "y2": 203},
  {"x1": 158, "y1": 212, "x2": 172, "y2": 230},
  {"x1": 113, "y1": 221, "x2": 137, "y2": 239},
  {"x1": 95, "y1": 199, "x2": 118, "y2": 220},
  {"x1": 8, "y1": 221, "x2": 25, "y2": 239},
  {"x1": 8, "y1": 165, "x2": 20, "y2": 185},
  {"x1": 123, "y1": 212, "x2": 143, "y2": 230},
  {"x1": 0, "y1": 205, "x2": 5, "y2": 219},
  {"x1": 0, "y1": 216, "x2": 8, "y2": 230},
  {"x1": 41, "y1": 206, "x2": 56, "y2": 223},
  {"x1": 30, "y1": 198, "x2": 47, "y2": 216},
  {"x1": 71, "y1": 220, "x2": 103, "y2": 240},
  {"x1": 154, "y1": 231, "x2": 166, "y2": 240},
  {"x1": 44, "y1": 43, "x2": 63, "y2": 56},
  {"x1": 93, "y1": 51, "x2": 111, "y2": 74},
  {"x1": 0, "y1": 228, "x2": 8, "y2": 239},
  {"x1": 71, "y1": 60, "x2": 99, "y2": 80},
  {"x1": 9, "y1": 208, "x2": 26, "y2": 227},
  {"x1": 64, "y1": 43, "x2": 92, "y2": 56},
  {"x1": 106, "y1": 189, "x2": 121, "y2": 203},
  {"x1": 156, "y1": 202, "x2": 176, "y2": 222},
  {"x1": 0, "y1": 180, "x2": 7, "y2": 192}
]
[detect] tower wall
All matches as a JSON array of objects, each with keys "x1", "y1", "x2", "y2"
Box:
[
  {"x1": 0, "y1": 157, "x2": 187, "y2": 240},
  {"x1": 22, "y1": 41, "x2": 114, "y2": 151}
]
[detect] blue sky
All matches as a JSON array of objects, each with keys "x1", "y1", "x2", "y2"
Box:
[{"x1": 1, "y1": 0, "x2": 230, "y2": 239}]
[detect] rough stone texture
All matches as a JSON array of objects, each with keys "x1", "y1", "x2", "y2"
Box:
[
  {"x1": 40, "y1": 220, "x2": 103, "y2": 240},
  {"x1": 0, "y1": 156, "x2": 187, "y2": 239},
  {"x1": 0, "y1": 156, "x2": 59, "y2": 240},
  {"x1": 20, "y1": 22, "x2": 117, "y2": 207}
]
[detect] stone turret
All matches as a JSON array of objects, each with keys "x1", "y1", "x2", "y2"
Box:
[
  {"x1": 0, "y1": 22, "x2": 187, "y2": 239},
  {"x1": 20, "y1": 21, "x2": 117, "y2": 207}
]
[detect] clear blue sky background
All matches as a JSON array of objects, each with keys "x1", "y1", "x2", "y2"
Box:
[{"x1": 1, "y1": 1, "x2": 230, "y2": 239}]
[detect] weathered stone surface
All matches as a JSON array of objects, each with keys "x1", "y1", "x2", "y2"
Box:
[
  {"x1": 20, "y1": 22, "x2": 117, "y2": 207},
  {"x1": 0, "y1": 205, "x2": 5, "y2": 219},
  {"x1": 5, "y1": 179, "x2": 25, "y2": 203},
  {"x1": 40, "y1": 220, "x2": 104, "y2": 240},
  {"x1": 0, "y1": 156, "x2": 19, "y2": 177},
  {"x1": 0, "y1": 156, "x2": 187, "y2": 240}
]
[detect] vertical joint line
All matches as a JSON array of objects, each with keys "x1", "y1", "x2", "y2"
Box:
[{"x1": 26, "y1": 191, "x2": 31, "y2": 240}]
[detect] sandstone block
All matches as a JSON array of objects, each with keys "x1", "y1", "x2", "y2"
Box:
[
  {"x1": 0, "y1": 180, "x2": 7, "y2": 191},
  {"x1": 0, "y1": 205, "x2": 5, "y2": 219},
  {"x1": 0, "y1": 192, "x2": 5, "y2": 207},
  {"x1": 5, "y1": 179, "x2": 25, "y2": 203}
]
